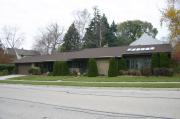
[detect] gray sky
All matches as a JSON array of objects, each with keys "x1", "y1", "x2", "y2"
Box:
[{"x1": 0, "y1": 0, "x2": 169, "y2": 49}]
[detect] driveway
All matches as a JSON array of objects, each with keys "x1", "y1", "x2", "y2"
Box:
[
  {"x1": 0, "y1": 75, "x2": 25, "y2": 80},
  {"x1": 0, "y1": 84, "x2": 180, "y2": 119}
]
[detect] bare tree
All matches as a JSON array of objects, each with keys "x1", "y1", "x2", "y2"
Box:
[
  {"x1": 33, "y1": 23, "x2": 64, "y2": 54},
  {"x1": 73, "y1": 9, "x2": 91, "y2": 40},
  {"x1": 0, "y1": 26, "x2": 24, "y2": 49}
]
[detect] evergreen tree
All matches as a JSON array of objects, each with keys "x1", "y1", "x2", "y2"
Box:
[
  {"x1": 62, "y1": 23, "x2": 80, "y2": 51},
  {"x1": 118, "y1": 58, "x2": 127, "y2": 70},
  {"x1": 100, "y1": 14, "x2": 110, "y2": 47},
  {"x1": 83, "y1": 7, "x2": 101, "y2": 48},
  {"x1": 160, "y1": 53, "x2": 170, "y2": 68},
  {"x1": 83, "y1": 7, "x2": 111, "y2": 48},
  {"x1": 107, "y1": 21, "x2": 118, "y2": 47},
  {"x1": 53, "y1": 61, "x2": 69, "y2": 76},
  {"x1": 87, "y1": 58, "x2": 98, "y2": 77},
  {"x1": 151, "y1": 53, "x2": 160, "y2": 68},
  {"x1": 108, "y1": 58, "x2": 118, "y2": 77},
  {"x1": 83, "y1": 26, "x2": 97, "y2": 48}
]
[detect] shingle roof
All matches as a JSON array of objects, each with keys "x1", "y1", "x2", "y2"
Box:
[{"x1": 14, "y1": 44, "x2": 172, "y2": 63}]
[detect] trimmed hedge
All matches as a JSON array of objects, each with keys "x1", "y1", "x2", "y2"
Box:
[
  {"x1": 0, "y1": 64, "x2": 15, "y2": 74},
  {"x1": 108, "y1": 58, "x2": 118, "y2": 77},
  {"x1": 87, "y1": 59, "x2": 98, "y2": 77},
  {"x1": 118, "y1": 58, "x2": 127, "y2": 71},
  {"x1": 53, "y1": 61, "x2": 70, "y2": 76}
]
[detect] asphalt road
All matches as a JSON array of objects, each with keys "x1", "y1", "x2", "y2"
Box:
[{"x1": 0, "y1": 84, "x2": 180, "y2": 119}]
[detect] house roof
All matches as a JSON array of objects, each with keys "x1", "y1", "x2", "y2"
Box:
[
  {"x1": 130, "y1": 33, "x2": 168, "y2": 46},
  {"x1": 14, "y1": 44, "x2": 172, "y2": 64},
  {"x1": 6, "y1": 48, "x2": 40, "y2": 56}
]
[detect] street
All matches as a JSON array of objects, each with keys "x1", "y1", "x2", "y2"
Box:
[{"x1": 0, "y1": 84, "x2": 180, "y2": 119}]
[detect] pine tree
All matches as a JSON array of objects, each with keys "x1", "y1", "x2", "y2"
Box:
[
  {"x1": 83, "y1": 7, "x2": 111, "y2": 48},
  {"x1": 87, "y1": 58, "x2": 98, "y2": 77},
  {"x1": 107, "y1": 21, "x2": 118, "y2": 47},
  {"x1": 62, "y1": 23, "x2": 80, "y2": 51},
  {"x1": 108, "y1": 58, "x2": 118, "y2": 77},
  {"x1": 100, "y1": 14, "x2": 110, "y2": 47}
]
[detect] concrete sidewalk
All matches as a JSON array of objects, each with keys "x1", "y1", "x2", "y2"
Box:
[{"x1": 0, "y1": 75, "x2": 25, "y2": 80}]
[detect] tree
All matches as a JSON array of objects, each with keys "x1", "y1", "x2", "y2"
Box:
[
  {"x1": 83, "y1": 7, "x2": 101, "y2": 48},
  {"x1": 33, "y1": 23, "x2": 64, "y2": 54},
  {"x1": 151, "y1": 53, "x2": 170, "y2": 68},
  {"x1": 87, "y1": 58, "x2": 98, "y2": 77},
  {"x1": 73, "y1": 9, "x2": 91, "y2": 40},
  {"x1": 160, "y1": 53, "x2": 170, "y2": 68},
  {"x1": 161, "y1": 0, "x2": 180, "y2": 40},
  {"x1": 117, "y1": 20, "x2": 158, "y2": 45},
  {"x1": 107, "y1": 21, "x2": 118, "y2": 47},
  {"x1": 53, "y1": 61, "x2": 69, "y2": 76},
  {"x1": 118, "y1": 58, "x2": 127, "y2": 71},
  {"x1": 100, "y1": 14, "x2": 110, "y2": 47},
  {"x1": 151, "y1": 53, "x2": 160, "y2": 68},
  {"x1": 0, "y1": 26, "x2": 24, "y2": 49},
  {"x1": 83, "y1": 7, "x2": 111, "y2": 48},
  {"x1": 0, "y1": 48, "x2": 12, "y2": 64},
  {"x1": 62, "y1": 23, "x2": 80, "y2": 52},
  {"x1": 108, "y1": 58, "x2": 118, "y2": 77}
]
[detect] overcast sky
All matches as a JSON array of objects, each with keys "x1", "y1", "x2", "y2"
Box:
[{"x1": 0, "y1": 0, "x2": 169, "y2": 49}]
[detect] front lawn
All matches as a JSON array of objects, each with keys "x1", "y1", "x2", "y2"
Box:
[
  {"x1": 0, "y1": 75, "x2": 180, "y2": 88},
  {"x1": 8, "y1": 75, "x2": 180, "y2": 82}
]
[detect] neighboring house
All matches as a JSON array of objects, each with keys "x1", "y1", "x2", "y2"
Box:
[
  {"x1": 5, "y1": 48, "x2": 40, "y2": 61},
  {"x1": 14, "y1": 34, "x2": 172, "y2": 75}
]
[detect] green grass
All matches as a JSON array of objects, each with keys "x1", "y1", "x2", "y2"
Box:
[
  {"x1": 8, "y1": 75, "x2": 180, "y2": 82},
  {"x1": 0, "y1": 75, "x2": 180, "y2": 88},
  {"x1": 0, "y1": 80, "x2": 180, "y2": 88}
]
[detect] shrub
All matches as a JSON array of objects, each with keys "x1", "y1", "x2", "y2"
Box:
[
  {"x1": 108, "y1": 58, "x2": 118, "y2": 77},
  {"x1": 118, "y1": 58, "x2": 127, "y2": 71},
  {"x1": 151, "y1": 53, "x2": 159, "y2": 68},
  {"x1": 128, "y1": 70, "x2": 141, "y2": 76},
  {"x1": 48, "y1": 72, "x2": 53, "y2": 76},
  {"x1": 119, "y1": 70, "x2": 128, "y2": 75},
  {"x1": 0, "y1": 70, "x2": 9, "y2": 76},
  {"x1": 53, "y1": 62, "x2": 59, "y2": 76},
  {"x1": 53, "y1": 61, "x2": 69, "y2": 76},
  {"x1": 87, "y1": 59, "x2": 98, "y2": 77},
  {"x1": 28, "y1": 66, "x2": 41, "y2": 75},
  {"x1": 141, "y1": 67, "x2": 152, "y2": 76},
  {"x1": 41, "y1": 68, "x2": 48, "y2": 74},
  {"x1": 62, "y1": 61, "x2": 70, "y2": 76},
  {"x1": 0, "y1": 64, "x2": 15, "y2": 74},
  {"x1": 159, "y1": 53, "x2": 170, "y2": 68},
  {"x1": 173, "y1": 63, "x2": 180, "y2": 73},
  {"x1": 153, "y1": 68, "x2": 173, "y2": 76}
]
